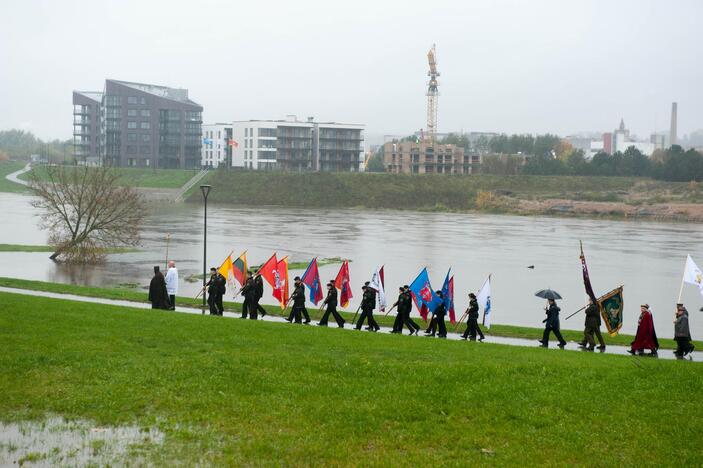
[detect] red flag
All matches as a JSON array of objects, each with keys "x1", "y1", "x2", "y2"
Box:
[
  {"x1": 448, "y1": 276, "x2": 456, "y2": 324},
  {"x1": 334, "y1": 260, "x2": 353, "y2": 308},
  {"x1": 257, "y1": 253, "x2": 278, "y2": 288},
  {"x1": 272, "y1": 257, "x2": 289, "y2": 307}
]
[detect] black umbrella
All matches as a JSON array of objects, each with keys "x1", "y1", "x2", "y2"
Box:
[{"x1": 535, "y1": 289, "x2": 562, "y2": 300}]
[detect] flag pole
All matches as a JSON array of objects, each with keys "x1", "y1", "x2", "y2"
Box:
[
  {"x1": 164, "y1": 233, "x2": 170, "y2": 270},
  {"x1": 481, "y1": 273, "x2": 491, "y2": 326},
  {"x1": 195, "y1": 250, "x2": 234, "y2": 299},
  {"x1": 677, "y1": 259, "x2": 687, "y2": 304}
]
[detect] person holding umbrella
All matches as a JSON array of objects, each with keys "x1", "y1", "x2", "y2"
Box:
[{"x1": 535, "y1": 289, "x2": 567, "y2": 349}]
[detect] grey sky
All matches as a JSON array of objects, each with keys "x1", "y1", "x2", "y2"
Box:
[{"x1": 1, "y1": 0, "x2": 701, "y2": 143}]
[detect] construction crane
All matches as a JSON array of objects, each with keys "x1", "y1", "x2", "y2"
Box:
[{"x1": 426, "y1": 44, "x2": 440, "y2": 145}]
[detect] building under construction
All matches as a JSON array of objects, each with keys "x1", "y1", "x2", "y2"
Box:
[{"x1": 383, "y1": 45, "x2": 480, "y2": 175}]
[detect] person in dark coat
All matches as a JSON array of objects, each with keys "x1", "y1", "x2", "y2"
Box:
[
  {"x1": 403, "y1": 285, "x2": 422, "y2": 335},
  {"x1": 433, "y1": 291, "x2": 447, "y2": 338},
  {"x1": 241, "y1": 276, "x2": 258, "y2": 320},
  {"x1": 577, "y1": 298, "x2": 606, "y2": 351},
  {"x1": 148, "y1": 266, "x2": 170, "y2": 310},
  {"x1": 254, "y1": 273, "x2": 267, "y2": 317},
  {"x1": 205, "y1": 268, "x2": 220, "y2": 315},
  {"x1": 424, "y1": 315, "x2": 437, "y2": 336},
  {"x1": 674, "y1": 303, "x2": 695, "y2": 358},
  {"x1": 629, "y1": 304, "x2": 659, "y2": 356},
  {"x1": 391, "y1": 287, "x2": 406, "y2": 333},
  {"x1": 287, "y1": 277, "x2": 310, "y2": 324},
  {"x1": 319, "y1": 281, "x2": 345, "y2": 328},
  {"x1": 539, "y1": 298, "x2": 567, "y2": 349},
  {"x1": 461, "y1": 293, "x2": 485, "y2": 341},
  {"x1": 355, "y1": 284, "x2": 379, "y2": 332}
]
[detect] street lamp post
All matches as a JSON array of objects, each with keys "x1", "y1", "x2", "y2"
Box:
[{"x1": 200, "y1": 184, "x2": 212, "y2": 314}]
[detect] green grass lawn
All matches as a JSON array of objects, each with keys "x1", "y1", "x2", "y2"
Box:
[
  {"x1": 0, "y1": 291, "x2": 701, "y2": 465},
  {"x1": 19, "y1": 166, "x2": 200, "y2": 189},
  {"x1": 0, "y1": 161, "x2": 29, "y2": 193},
  {"x1": 0, "y1": 276, "x2": 697, "y2": 351}
]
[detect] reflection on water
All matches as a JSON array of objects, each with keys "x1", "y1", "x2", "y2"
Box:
[{"x1": 1, "y1": 192, "x2": 702, "y2": 336}]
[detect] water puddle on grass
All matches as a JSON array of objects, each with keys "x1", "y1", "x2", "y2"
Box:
[{"x1": 0, "y1": 416, "x2": 164, "y2": 466}]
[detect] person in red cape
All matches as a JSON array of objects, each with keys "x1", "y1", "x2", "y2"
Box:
[{"x1": 628, "y1": 304, "x2": 659, "y2": 356}]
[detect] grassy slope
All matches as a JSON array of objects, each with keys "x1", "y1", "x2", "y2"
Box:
[
  {"x1": 0, "y1": 291, "x2": 701, "y2": 465},
  {"x1": 0, "y1": 161, "x2": 29, "y2": 193},
  {"x1": 0, "y1": 276, "x2": 696, "y2": 351},
  {"x1": 191, "y1": 171, "x2": 676, "y2": 209},
  {"x1": 19, "y1": 166, "x2": 199, "y2": 189}
]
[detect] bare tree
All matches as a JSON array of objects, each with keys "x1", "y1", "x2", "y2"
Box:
[{"x1": 28, "y1": 165, "x2": 145, "y2": 263}]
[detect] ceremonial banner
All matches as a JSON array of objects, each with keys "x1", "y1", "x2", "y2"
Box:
[
  {"x1": 598, "y1": 286, "x2": 624, "y2": 337},
  {"x1": 683, "y1": 255, "x2": 703, "y2": 298},
  {"x1": 217, "y1": 253, "x2": 234, "y2": 288},
  {"x1": 301, "y1": 258, "x2": 324, "y2": 305},
  {"x1": 477, "y1": 275, "x2": 492, "y2": 328},
  {"x1": 369, "y1": 265, "x2": 387, "y2": 312},
  {"x1": 232, "y1": 251, "x2": 248, "y2": 287},
  {"x1": 273, "y1": 257, "x2": 289, "y2": 308},
  {"x1": 257, "y1": 253, "x2": 278, "y2": 289},
  {"x1": 580, "y1": 242, "x2": 598, "y2": 305},
  {"x1": 409, "y1": 268, "x2": 442, "y2": 321},
  {"x1": 334, "y1": 260, "x2": 353, "y2": 308},
  {"x1": 440, "y1": 272, "x2": 456, "y2": 324}
]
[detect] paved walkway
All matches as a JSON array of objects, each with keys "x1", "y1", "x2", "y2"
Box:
[
  {"x1": 5, "y1": 163, "x2": 30, "y2": 187},
  {"x1": 0, "y1": 286, "x2": 698, "y2": 362}
]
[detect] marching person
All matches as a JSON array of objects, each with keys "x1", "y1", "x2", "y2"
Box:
[
  {"x1": 165, "y1": 260, "x2": 178, "y2": 310},
  {"x1": 674, "y1": 303, "x2": 695, "y2": 358},
  {"x1": 205, "y1": 267, "x2": 220, "y2": 315},
  {"x1": 355, "y1": 284, "x2": 379, "y2": 332},
  {"x1": 403, "y1": 285, "x2": 422, "y2": 335},
  {"x1": 287, "y1": 277, "x2": 310, "y2": 324},
  {"x1": 241, "y1": 276, "x2": 258, "y2": 320},
  {"x1": 461, "y1": 293, "x2": 485, "y2": 341},
  {"x1": 539, "y1": 298, "x2": 567, "y2": 349},
  {"x1": 424, "y1": 315, "x2": 437, "y2": 336},
  {"x1": 629, "y1": 304, "x2": 659, "y2": 356},
  {"x1": 433, "y1": 290, "x2": 447, "y2": 338},
  {"x1": 577, "y1": 298, "x2": 606, "y2": 351},
  {"x1": 319, "y1": 281, "x2": 345, "y2": 328},
  {"x1": 148, "y1": 265, "x2": 170, "y2": 310},
  {"x1": 390, "y1": 287, "x2": 406, "y2": 334},
  {"x1": 254, "y1": 273, "x2": 267, "y2": 317}
]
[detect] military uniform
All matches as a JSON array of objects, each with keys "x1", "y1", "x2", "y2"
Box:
[
  {"x1": 402, "y1": 290, "x2": 421, "y2": 334},
  {"x1": 289, "y1": 283, "x2": 310, "y2": 324},
  {"x1": 434, "y1": 302, "x2": 447, "y2": 338},
  {"x1": 579, "y1": 303, "x2": 605, "y2": 350},
  {"x1": 462, "y1": 297, "x2": 484, "y2": 341},
  {"x1": 254, "y1": 275, "x2": 267, "y2": 317},
  {"x1": 319, "y1": 287, "x2": 345, "y2": 327},
  {"x1": 242, "y1": 277, "x2": 258, "y2": 320},
  {"x1": 355, "y1": 288, "x2": 379, "y2": 331}
]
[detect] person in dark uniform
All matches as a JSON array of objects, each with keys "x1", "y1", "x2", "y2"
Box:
[
  {"x1": 461, "y1": 293, "x2": 485, "y2": 341},
  {"x1": 403, "y1": 285, "x2": 422, "y2": 335},
  {"x1": 319, "y1": 281, "x2": 345, "y2": 328},
  {"x1": 355, "y1": 284, "x2": 379, "y2": 332},
  {"x1": 205, "y1": 267, "x2": 220, "y2": 315},
  {"x1": 539, "y1": 298, "x2": 566, "y2": 348},
  {"x1": 240, "y1": 276, "x2": 255, "y2": 319},
  {"x1": 254, "y1": 273, "x2": 267, "y2": 317},
  {"x1": 287, "y1": 277, "x2": 310, "y2": 324},
  {"x1": 390, "y1": 287, "x2": 406, "y2": 333},
  {"x1": 424, "y1": 316, "x2": 437, "y2": 336},
  {"x1": 674, "y1": 303, "x2": 695, "y2": 358},
  {"x1": 577, "y1": 298, "x2": 606, "y2": 351},
  {"x1": 148, "y1": 266, "x2": 170, "y2": 310},
  {"x1": 433, "y1": 291, "x2": 448, "y2": 338}
]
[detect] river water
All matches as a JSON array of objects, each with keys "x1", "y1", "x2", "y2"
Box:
[{"x1": 1, "y1": 192, "x2": 702, "y2": 337}]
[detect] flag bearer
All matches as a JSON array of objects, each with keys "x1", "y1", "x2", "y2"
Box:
[
  {"x1": 433, "y1": 290, "x2": 447, "y2": 338},
  {"x1": 319, "y1": 281, "x2": 345, "y2": 328},
  {"x1": 391, "y1": 287, "x2": 406, "y2": 333},
  {"x1": 577, "y1": 298, "x2": 606, "y2": 351},
  {"x1": 241, "y1": 276, "x2": 255, "y2": 319},
  {"x1": 355, "y1": 284, "x2": 379, "y2": 332},
  {"x1": 461, "y1": 293, "x2": 485, "y2": 341},
  {"x1": 402, "y1": 286, "x2": 422, "y2": 335},
  {"x1": 674, "y1": 303, "x2": 695, "y2": 358},
  {"x1": 287, "y1": 277, "x2": 310, "y2": 324},
  {"x1": 254, "y1": 273, "x2": 267, "y2": 317}
]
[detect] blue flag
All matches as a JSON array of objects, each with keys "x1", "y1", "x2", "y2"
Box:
[
  {"x1": 409, "y1": 268, "x2": 442, "y2": 320},
  {"x1": 440, "y1": 268, "x2": 451, "y2": 309},
  {"x1": 203, "y1": 137, "x2": 213, "y2": 146}
]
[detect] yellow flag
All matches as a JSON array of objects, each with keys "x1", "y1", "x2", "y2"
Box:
[{"x1": 218, "y1": 253, "x2": 234, "y2": 286}]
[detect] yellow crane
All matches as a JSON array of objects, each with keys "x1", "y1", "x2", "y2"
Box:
[{"x1": 426, "y1": 44, "x2": 440, "y2": 145}]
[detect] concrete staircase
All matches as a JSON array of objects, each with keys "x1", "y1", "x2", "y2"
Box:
[{"x1": 174, "y1": 169, "x2": 209, "y2": 203}]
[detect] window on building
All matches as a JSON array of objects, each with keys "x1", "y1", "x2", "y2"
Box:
[
  {"x1": 127, "y1": 121, "x2": 137, "y2": 129},
  {"x1": 127, "y1": 96, "x2": 138, "y2": 104},
  {"x1": 127, "y1": 109, "x2": 137, "y2": 117},
  {"x1": 105, "y1": 95, "x2": 120, "y2": 105},
  {"x1": 141, "y1": 109, "x2": 150, "y2": 117},
  {"x1": 141, "y1": 122, "x2": 150, "y2": 130},
  {"x1": 217, "y1": 131, "x2": 221, "y2": 139},
  {"x1": 244, "y1": 128, "x2": 248, "y2": 137},
  {"x1": 127, "y1": 133, "x2": 137, "y2": 142},
  {"x1": 142, "y1": 134, "x2": 151, "y2": 142},
  {"x1": 258, "y1": 128, "x2": 276, "y2": 137},
  {"x1": 140, "y1": 97, "x2": 147, "y2": 105}
]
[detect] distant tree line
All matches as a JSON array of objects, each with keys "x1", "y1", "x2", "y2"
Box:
[{"x1": 0, "y1": 129, "x2": 72, "y2": 163}]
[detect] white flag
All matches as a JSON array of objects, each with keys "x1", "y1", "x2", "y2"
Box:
[
  {"x1": 683, "y1": 255, "x2": 703, "y2": 297},
  {"x1": 369, "y1": 265, "x2": 387, "y2": 312},
  {"x1": 476, "y1": 275, "x2": 492, "y2": 329}
]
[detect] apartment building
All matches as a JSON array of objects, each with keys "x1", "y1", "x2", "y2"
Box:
[
  {"x1": 72, "y1": 91, "x2": 103, "y2": 165},
  {"x1": 202, "y1": 123, "x2": 232, "y2": 168},
  {"x1": 383, "y1": 141, "x2": 479, "y2": 174}
]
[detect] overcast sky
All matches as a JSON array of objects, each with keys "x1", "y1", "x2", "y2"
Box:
[{"x1": 1, "y1": 0, "x2": 701, "y2": 143}]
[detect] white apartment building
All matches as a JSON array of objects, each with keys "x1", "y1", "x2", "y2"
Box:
[
  {"x1": 231, "y1": 115, "x2": 364, "y2": 171},
  {"x1": 201, "y1": 123, "x2": 232, "y2": 168}
]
